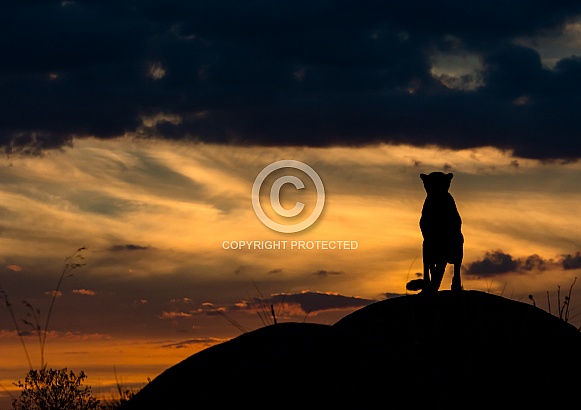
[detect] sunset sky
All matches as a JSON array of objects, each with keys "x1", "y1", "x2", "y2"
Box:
[{"x1": 2, "y1": 1, "x2": 581, "y2": 405}]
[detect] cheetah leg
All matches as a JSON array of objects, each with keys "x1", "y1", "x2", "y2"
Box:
[
  {"x1": 422, "y1": 247, "x2": 432, "y2": 292},
  {"x1": 451, "y1": 262, "x2": 462, "y2": 291},
  {"x1": 430, "y1": 263, "x2": 446, "y2": 292}
]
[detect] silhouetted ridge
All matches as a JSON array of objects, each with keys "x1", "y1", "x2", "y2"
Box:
[
  {"x1": 334, "y1": 290, "x2": 581, "y2": 380},
  {"x1": 123, "y1": 291, "x2": 581, "y2": 408}
]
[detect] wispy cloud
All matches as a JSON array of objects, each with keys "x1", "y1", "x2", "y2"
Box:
[
  {"x1": 72, "y1": 289, "x2": 96, "y2": 296},
  {"x1": 0, "y1": 138, "x2": 580, "y2": 340},
  {"x1": 312, "y1": 270, "x2": 344, "y2": 277},
  {"x1": 159, "y1": 311, "x2": 193, "y2": 319},
  {"x1": 200, "y1": 290, "x2": 376, "y2": 319},
  {"x1": 160, "y1": 337, "x2": 226, "y2": 349}
]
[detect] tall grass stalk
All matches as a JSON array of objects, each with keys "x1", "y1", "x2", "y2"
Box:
[
  {"x1": 37, "y1": 247, "x2": 86, "y2": 368},
  {"x1": 0, "y1": 247, "x2": 86, "y2": 370},
  {"x1": 0, "y1": 288, "x2": 33, "y2": 369},
  {"x1": 214, "y1": 279, "x2": 288, "y2": 333}
]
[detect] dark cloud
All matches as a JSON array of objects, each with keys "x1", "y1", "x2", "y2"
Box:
[
  {"x1": 464, "y1": 250, "x2": 581, "y2": 277},
  {"x1": 2, "y1": 1, "x2": 581, "y2": 159},
  {"x1": 520, "y1": 254, "x2": 549, "y2": 272},
  {"x1": 264, "y1": 291, "x2": 374, "y2": 313},
  {"x1": 383, "y1": 292, "x2": 403, "y2": 299},
  {"x1": 160, "y1": 337, "x2": 223, "y2": 349},
  {"x1": 465, "y1": 250, "x2": 520, "y2": 276},
  {"x1": 563, "y1": 252, "x2": 581, "y2": 270},
  {"x1": 205, "y1": 290, "x2": 375, "y2": 316},
  {"x1": 108, "y1": 244, "x2": 151, "y2": 251},
  {"x1": 312, "y1": 269, "x2": 344, "y2": 277},
  {"x1": 233, "y1": 266, "x2": 248, "y2": 275}
]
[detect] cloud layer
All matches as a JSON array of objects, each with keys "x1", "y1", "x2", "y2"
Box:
[
  {"x1": 2, "y1": 138, "x2": 580, "y2": 342},
  {"x1": 464, "y1": 250, "x2": 581, "y2": 276},
  {"x1": 2, "y1": 1, "x2": 581, "y2": 159}
]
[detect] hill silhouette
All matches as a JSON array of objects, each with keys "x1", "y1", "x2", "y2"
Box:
[{"x1": 122, "y1": 290, "x2": 581, "y2": 408}]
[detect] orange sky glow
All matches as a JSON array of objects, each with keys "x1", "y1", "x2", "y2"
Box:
[{"x1": 1, "y1": 138, "x2": 580, "y2": 404}]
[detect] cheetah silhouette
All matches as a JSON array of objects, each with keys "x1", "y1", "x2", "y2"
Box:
[{"x1": 407, "y1": 172, "x2": 464, "y2": 293}]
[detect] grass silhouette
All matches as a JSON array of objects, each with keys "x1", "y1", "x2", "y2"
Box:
[
  {"x1": 0, "y1": 247, "x2": 86, "y2": 370},
  {"x1": 212, "y1": 279, "x2": 288, "y2": 333},
  {"x1": 1, "y1": 247, "x2": 146, "y2": 409},
  {"x1": 98, "y1": 367, "x2": 148, "y2": 410},
  {"x1": 12, "y1": 368, "x2": 99, "y2": 410},
  {"x1": 4, "y1": 249, "x2": 579, "y2": 408},
  {"x1": 529, "y1": 277, "x2": 579, "y2": 329}
]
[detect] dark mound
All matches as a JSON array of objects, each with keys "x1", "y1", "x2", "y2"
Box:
[{"x1": 123, "y1": 291, "x2": 581, "y2": 408}]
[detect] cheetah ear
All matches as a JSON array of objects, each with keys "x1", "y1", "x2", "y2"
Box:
[
  {"x1": 420, "y1": 173, "x2": 427, "y2": 181},
  {"x1": 446, "y1": 173, "x2": 454, "y2": 180}
]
